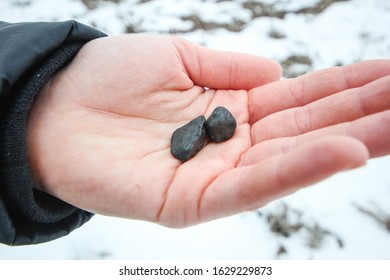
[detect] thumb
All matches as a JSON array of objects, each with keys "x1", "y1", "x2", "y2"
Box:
[{"x1": 172, "y1": 37, "x2": 282, "y2": 90}]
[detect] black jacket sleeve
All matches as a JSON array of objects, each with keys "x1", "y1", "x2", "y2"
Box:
[{"x1": 0, "y1": 21, "x2": 107, "y2": 245}]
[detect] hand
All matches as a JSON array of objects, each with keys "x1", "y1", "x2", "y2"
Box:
[
  {"x1": 26, "y1": 34, "x2": 390, "y2": 227},
  {"x1": 27, "y1": 34, "x2": 281, "y2": 225}
]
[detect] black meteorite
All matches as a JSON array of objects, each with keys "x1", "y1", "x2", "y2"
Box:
[
  {"x1": 170, "y1": 116, "x2": 207, "y2": 162},
  {"x1": 206, "y1": 106, "x2": 236, "y2": 142}
]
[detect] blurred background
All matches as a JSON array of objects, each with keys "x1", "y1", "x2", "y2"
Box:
[{"x1": 0, "y1": 0, "x2": 389, "y2": 259}]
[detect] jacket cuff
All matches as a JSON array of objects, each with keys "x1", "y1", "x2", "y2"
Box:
[{"x1": 0, "y1": 42, "x2": 93, "y2": 245}]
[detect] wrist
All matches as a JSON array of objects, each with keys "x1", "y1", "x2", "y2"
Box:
[{"x1": 26, "y1": 78, "x2": 53, "y2": 192}]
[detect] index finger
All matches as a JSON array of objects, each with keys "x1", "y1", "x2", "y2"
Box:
[{"x1": 248, "y1": 59, "x2": 390, "y2": 124}]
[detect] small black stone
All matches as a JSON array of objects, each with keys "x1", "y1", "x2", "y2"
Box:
[
  {"x1": 206, "y1": 106, "x2": 236, "y2": 142},
  {"x1": 170, "y1": 116, "x2": 207, "y2": 162}
]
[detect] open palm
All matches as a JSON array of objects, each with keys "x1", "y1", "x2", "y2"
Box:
[{"x1": 27, "y1": 35, "x2": 390, "y2": 227}]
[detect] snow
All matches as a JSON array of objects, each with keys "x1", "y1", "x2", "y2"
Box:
[{"x1": 0, "y1": 0, "x2": 389, "y2": 259}]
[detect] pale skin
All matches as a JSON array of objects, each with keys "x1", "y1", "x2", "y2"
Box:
[{"x1": 27, "y1": 34, "x2": 390, "y2": 227}]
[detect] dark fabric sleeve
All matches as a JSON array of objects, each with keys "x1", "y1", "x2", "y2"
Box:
[{"x1": 0, "y1": 21, "x2": 107, "y2": 245}]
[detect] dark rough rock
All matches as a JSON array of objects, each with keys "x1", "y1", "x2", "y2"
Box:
[
  {"x1": 170, "y1": 116, "x2": 207, "y2": 162},
  {"x1": 206, "y1": 107, "x2": 237, "y2": 142}
]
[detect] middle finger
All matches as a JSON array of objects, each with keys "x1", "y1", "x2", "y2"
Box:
[{"x1": 241, "y1": 110, "x2": 390, "y2": 166}]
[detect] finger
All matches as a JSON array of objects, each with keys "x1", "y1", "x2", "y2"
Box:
[
  {"x1": 241, "y1": 110, "x2": 390, "y2": 166},
  {"x1": 172, "y1": 37, "x2": 282, "y2": 90},
  {"x1": 251, "y1": 75, "x2": 390, "y2": 143},
  {"x1": 199, "y1": 136, "x2": 368, "y2": 222},
  {"x1": 249, "y1": 59, "x2": 390, "y2": 123}
]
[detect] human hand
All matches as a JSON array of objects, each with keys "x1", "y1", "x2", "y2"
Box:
[
  {"x1": 27, "y1": 34, "x2": 281, "y2": 226},
  {"x1": 26, "y1": 34, "x2": 389, "y2": 227}
]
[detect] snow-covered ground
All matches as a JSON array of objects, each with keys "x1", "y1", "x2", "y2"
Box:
[{"x1": 0, "y1": 0, "x2": 389, "y2": 259}]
